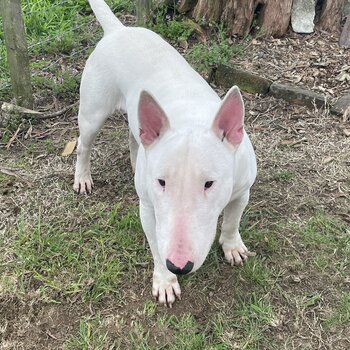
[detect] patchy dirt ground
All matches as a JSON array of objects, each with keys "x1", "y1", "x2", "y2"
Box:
[{"x1": 1, "y1": 22, "x2": 350, "y2": 350}]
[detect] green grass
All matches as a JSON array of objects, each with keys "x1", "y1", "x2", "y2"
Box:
[
  {"x1": 239, "y1": 258, "x2": 274, "y2": 286},
  {"x1": 149, "y1": 15, "x2": 195, "y2": 43},
  {"x1": 65, "y1": 315, "x2": 112, "y2": 350},
  {"x1": 323, "y1": 292, "x2": 350, "y2": 330},
  {"x1": 233, "y1": 293, "x2": 277, "y2": 347},
  {"x1": 2, "y1": 190, "x2": 350, "y2": 348},
  {"x1": 300, "y1": 212, "x2": 349, "y2": 249},
  {"x1": 32, "y1": 70, "x2": 81, "y2": 99},
  {"x1": 0, "y1": 173, "x2": 12, "y2": 184},
  {"x1": 8, "y1": 204, "x2": 146, "y2": 302}
]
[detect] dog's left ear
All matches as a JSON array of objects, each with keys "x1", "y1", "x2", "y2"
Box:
[
  {"x1": 212, "y1": 86, "x2": 244, "y2": 147},
  {"x1": 138, "y1": 91, "x2": 170, "y2": 147}
]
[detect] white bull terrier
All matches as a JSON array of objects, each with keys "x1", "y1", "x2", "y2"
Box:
[{"x1": 74, "y1": 0, "x2": 257, "y2": 306}]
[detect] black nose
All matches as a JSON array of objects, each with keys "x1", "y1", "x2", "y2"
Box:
[{"x1": 166, "y1": 259, "x2": 194, "y2": 275}]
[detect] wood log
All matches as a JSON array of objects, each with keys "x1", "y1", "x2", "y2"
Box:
[
  {"x1": 258, "y1": 0, "x2": 293, "y2": 37},
  {"x1": 340, "y1": 15, "x2": 350, "y2": 47},
  {"x1": 318, "y1": 0, "x2": 345, "y2": 32}
]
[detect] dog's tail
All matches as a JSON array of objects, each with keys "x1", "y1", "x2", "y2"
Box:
[{"x1": 88, "y1": 0, "x2": 123, "y2": 35}]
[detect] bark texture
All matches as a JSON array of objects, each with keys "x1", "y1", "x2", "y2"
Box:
[
  {"x1": 222, "y1": 0, "x2": 259, "y2": 36},
  {"x1": 1, "y1": 0, "x2": 33, "y2": 108},
  {"x1": 318, "y1": 0, "x2": 346, "y2": 32},
  {"x1": 191, "y1": 0, "x2": 294, "y2": 36},
  {"x1": 258, "y1": 0, "x2": 293, "y2": 36},
  {"x1": 193, "y1": 0, "x2": 224, "y2": 22}
]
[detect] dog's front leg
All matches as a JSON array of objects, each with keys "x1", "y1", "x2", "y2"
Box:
[
  {"x1": 219, "y1": 191, "x2": 256, "y2": 266},
  {"x1": 140, "y1": 201, "x2": 181, "y2": 307}
]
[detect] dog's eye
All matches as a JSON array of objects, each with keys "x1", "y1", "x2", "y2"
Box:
[
  {"x1": 204, "y1": 181, "x2": 214, "y2": 189},
  {"x1": 158, "y1": 179, "x2": 166, "y2": 187}
]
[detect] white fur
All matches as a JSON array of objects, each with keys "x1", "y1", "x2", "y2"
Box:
[{"x1": 75, "y1": 0, "x2": 257, "y2": 306}]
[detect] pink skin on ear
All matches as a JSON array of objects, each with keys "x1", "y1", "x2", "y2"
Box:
[
  {"x1": 138, "y1": 91, "x2": 170, "y2": 147},
  {"x1": 212, "y1": 86, "x2": 244, "y2": 146}
]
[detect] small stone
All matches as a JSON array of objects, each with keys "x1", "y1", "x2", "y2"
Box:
[
  {"x1": 269, "y1": 82, "x2": 326, "y2": 109},
  {"x1": 331, "y1": 94, "x2": 350, "y2": 116}
]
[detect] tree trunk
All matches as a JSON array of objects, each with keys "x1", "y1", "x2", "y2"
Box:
[
  {"x1": 178, "y1": 0, "x2": 199, "y2": 13},
  {"x1": 192, "y1": 0, "x2": 292, "y2": 37},
  {"x1": 1, "y1": 0, "x2": 33, "y2": 108},
  {"x1": 136, "y1": 0, "x2": 151, "y2": 26},
  {"x1": 258, "y1": 0, "x2": 293, "y2": 36},
  {"x1": 318, "y1": 0, "x2": 346, "y2": 32},
  {"x1": 193, "y1": 0, "x2": 224, "y2": 22},
  {"x1": 221, "y1": 0, "x2": 260, "y2": 36}
]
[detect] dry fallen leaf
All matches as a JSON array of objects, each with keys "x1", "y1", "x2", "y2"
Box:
[
  {"x1": 322, "y1": 156, "x2": 334, "y2": 164},
  {"x1": 62, "y1": 139, "x2": 77, "y2": 157}
]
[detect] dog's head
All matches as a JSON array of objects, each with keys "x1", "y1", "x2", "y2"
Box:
[{"x1": 137, "y1": 87, "x2": 245, "y2": 274}]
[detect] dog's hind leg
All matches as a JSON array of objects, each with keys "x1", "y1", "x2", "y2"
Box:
[{"x1": 74, "y1": 63, "x2": 124, "y2": 194}]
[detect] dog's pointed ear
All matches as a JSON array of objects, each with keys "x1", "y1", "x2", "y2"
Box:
[
  {"x1": 138, "y1": 91, "x2": 170, "y2": 147},
  {"x1": 212, "y1": 86, "x2": 244, "y2": 147}
]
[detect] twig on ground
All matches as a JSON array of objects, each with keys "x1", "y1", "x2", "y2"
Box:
[
  {"x1": 1, "y1": 102, "x2": 78, "y2": 120},
  {"x1": 6, "y1": 126, "x2": 21, "y2": 149},
  {"x1": 0, "y1": 166, "x2": 20, "y2": 178},
  {"x1": 0, "y1": 166, "x2": 32, "y2": 186}
]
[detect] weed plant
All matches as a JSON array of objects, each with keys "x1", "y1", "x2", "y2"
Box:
[{"x1": 187, "y1": 25, "x2": 245, "y2": 76}]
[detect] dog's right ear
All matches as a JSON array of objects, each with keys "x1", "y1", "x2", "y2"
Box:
[{"x1": 138, "y1": 91, "x2": 170, "y2": 147}]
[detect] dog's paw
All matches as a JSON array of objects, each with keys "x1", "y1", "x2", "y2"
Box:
[
  {"x1": 152, "y1": 273, "x2": 181, "y2": 307},
  {"x1": 220, "y1": 234, "x2": 256, "y2": 266},
  {"x1": 73, "y1": 176, "x2": 94, "y2": 194}
]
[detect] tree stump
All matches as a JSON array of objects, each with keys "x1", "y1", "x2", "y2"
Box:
[
  {"x1": 193, "y1": 0, "x2": 224, "y2": 22},
  {"x1": 191, "y1": 0, "x2": 294, "y2": 37},
  {"x1": 258, "y1": 0, "x2": 293, "y2": 37},
  {"x1": 318, "y1": 0, "x2": 346, "y2": 32},
  {"x1": 222, "y1": 0, "x2": 260, "y2": 36},
  {"x1": 178, "y1": 0, "x2": 199, "y2": 13}
]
